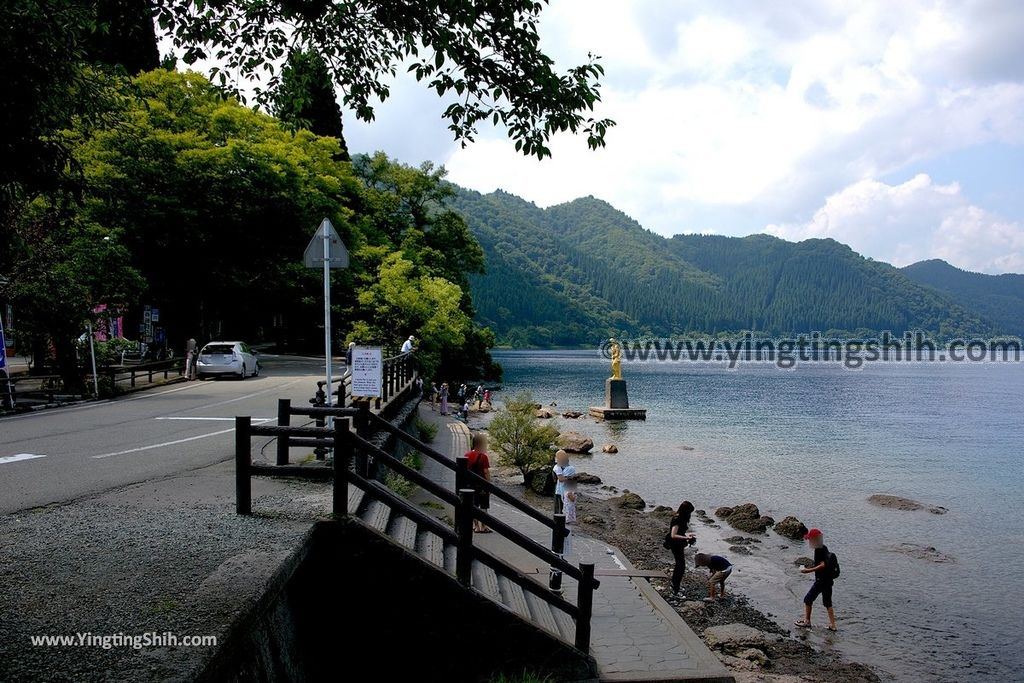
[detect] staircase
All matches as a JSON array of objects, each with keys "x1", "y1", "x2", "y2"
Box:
[{"x1": 347, "y1": 479, "x2": 582, "y2": 647}]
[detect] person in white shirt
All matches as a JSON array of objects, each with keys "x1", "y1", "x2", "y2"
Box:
[{"x1": 401, "y1": 335, "x2": 414, "y2": 353}]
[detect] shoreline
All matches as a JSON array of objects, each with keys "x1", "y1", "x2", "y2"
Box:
[{"x1": 461, "y1": 405, "x2": 881, "y2": 682}]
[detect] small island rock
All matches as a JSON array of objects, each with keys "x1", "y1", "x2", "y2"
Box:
[
  {"x1": 616, "y1": 492, "x2": 646, "y2": 510},
  {"x1": 773, "y1": 516, "x2": 809, "y2": 540},
  {"x1": 602, "y1": 443, "x2": 618, "y2": 453},
  {"x1": 557, "y1": 431, "x2": 594, "y2": 453}
]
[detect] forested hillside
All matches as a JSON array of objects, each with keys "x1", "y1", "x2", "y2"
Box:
[
  {"x1": 901, "y1": 259, "x2": 1024, "y2": 337},
  {"x1": 454, "y1": 189, "x2": 1002, "y2": 346}
]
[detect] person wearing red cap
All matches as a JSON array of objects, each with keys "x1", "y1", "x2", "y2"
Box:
[{"x1": 794, "y1": 528, "x2": 838, "y2": 631}]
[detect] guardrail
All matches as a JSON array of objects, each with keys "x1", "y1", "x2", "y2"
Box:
[
  {"x1": 106, "y1": 358, "x2": 185, "y2": 390},
  {"x1": 313, "y1": 350, "x2": 413, "y2": 410}
]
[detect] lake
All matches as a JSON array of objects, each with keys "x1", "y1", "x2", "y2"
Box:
[{"x1": 490, "y1": 349, "x2": 1024, "y2": 682}]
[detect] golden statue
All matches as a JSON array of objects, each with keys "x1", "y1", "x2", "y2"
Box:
[{"x1": 609, "y1": 338, "x2": 622, "y2": 379}]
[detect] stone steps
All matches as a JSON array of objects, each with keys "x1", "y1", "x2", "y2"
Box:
[{"x1": 347, "y1": 484, "x2": 576, "y2": 648}]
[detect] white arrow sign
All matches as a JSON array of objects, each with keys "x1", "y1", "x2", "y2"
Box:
[{"x1": 303, "y1": 218, "x2": 350, "y2": 269}]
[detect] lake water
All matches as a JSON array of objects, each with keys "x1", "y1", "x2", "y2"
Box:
[{"x1": 490, "y1": 350, "x2": 1024, "y2": 682}]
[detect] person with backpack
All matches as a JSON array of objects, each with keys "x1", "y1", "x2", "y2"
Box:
[
  {"x1": 665, "y1": 501, "x2": 696, "y2": 595},
  {"x1": 795, "y1": 527, "x2": 839, "y2": 631},
  {"x1": 464, "y1": 433, "x2": 492, "y2": 533}
]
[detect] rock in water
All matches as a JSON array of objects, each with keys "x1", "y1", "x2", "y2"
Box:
[
  {"x1": 793, "y1": 556, "x2": 814, "y2": 567},
  {"x1": 535, "y1": 408, "x2": 554, "y2": 419},
  {"x1": 719, "y1": 503, "x2": 775, "y2": 533},
  {"x1": 868, "y1": 494, "x2": 948, "y2": 515},
  {"x1": 602, "y1": 443, "x2": 618, "y2": 453},
  {"x1": 729, "y1": 545, "x2": 753, "y2": 555},
  {"x1": 616, "y1": 492, "x2": 646, "y2": 510},
  {"x1": 882, "y1": 543, "x2": 955, "y2": 563},
  {"x1": 773, "y1": 516, "x2": 809, "y2": 540},
  {"x1": 575, "y1": 472, "x2": 602, "y2": 484},
  {"x1": 561, "y1": 410, "x2": 583, "y2": 419},
  {"x1": 558, "y1": 431, "x2": 594, "y2": 453}
]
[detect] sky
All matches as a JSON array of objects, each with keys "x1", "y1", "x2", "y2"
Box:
[{"x1": 333, "y1": 0, "x2": 1024, "y2": 275}]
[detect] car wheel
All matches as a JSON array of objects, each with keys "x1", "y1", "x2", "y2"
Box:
[
  {"x1": 197, "y1": 373, "x2": 206, "y2": 381},
  {"x1": 252, "y1": 362, "x2": 260, "y2": 377},
  {"x1": 239, "y1": 364, "x2": 247, "y2": 380}
]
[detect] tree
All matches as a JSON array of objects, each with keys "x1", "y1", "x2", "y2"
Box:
[
  {"x1": 488, "y1": 392, "x2": 559, "y2": 484},
  {"x1": 85, "y1": 0, "x2": 160, "y2": 74},
  {"x1": 274, "y1": 49, "x2": 349, "y2": 159},
  {"x1": 155, "y1": 0, "x2": 615, "y2": 158}
]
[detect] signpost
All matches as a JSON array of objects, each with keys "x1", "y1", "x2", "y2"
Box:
[
  {"x1": 351, "y1": 346, "x2": 383, "y2": 397},
  {"x1": 303, "y1": 218, "x2": 349, "y2": 408}
]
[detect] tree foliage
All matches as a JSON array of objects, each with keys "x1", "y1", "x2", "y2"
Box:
[
  {"x1": 154, "y1": 0, "x2": 615, "y2": 158},
  {"x1": 274, "y1": 49, "x2": 349, "y2": 157},
  {"x1": 488, "y1": 392, "x2": 559, "y2": 482}
]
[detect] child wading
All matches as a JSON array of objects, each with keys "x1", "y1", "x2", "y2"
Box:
[
  {"x1": 795, "y1": 527, "x2": 839, "y2": 631},
  {"x1": 694, "y1": 552, "x2": 732, "y2": 602}
]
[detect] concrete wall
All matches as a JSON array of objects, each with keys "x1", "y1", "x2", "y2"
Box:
[{"x1": 196, "y1": 521, "x2": 596, "y2": 683}]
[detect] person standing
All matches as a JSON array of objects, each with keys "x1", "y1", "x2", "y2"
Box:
[
  {"x1": 457, "y1": 382, "x2": 467, "y2": 403},
  {"x1": 794, "y1": 528, "x2": 839, "y2": 631},
  {"x1": 465, "y1": 433, "x2": 492, "y2": 533},
  {"x1": 401, "y1": 335, "x2": 414, "y2": 354},
  {"x1": 483, "y1": 388, "x2": 491, "y2": 408},
  {"x1": 667, "y1": 501, "x2": 696, "y2": 595},
  {"x1": 345, "y1": 341, "x2": 355, "y2": 367},
  {"x1": 430, "y1": 382, "x2": 439, "y2": 411},
  {"x1": 439, "y1": 383, "x2": 449, "y2": 415},
  {"x1": 185, "y1": 338, "x2": 198, "y2": 380}
]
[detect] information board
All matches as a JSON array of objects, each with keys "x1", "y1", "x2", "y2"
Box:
[{"x1": 351, "y1": 346, "x2": 383, "y2": 397}]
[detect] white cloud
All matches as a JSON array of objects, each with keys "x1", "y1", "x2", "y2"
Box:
[{"x1": 765, "y1": 174, "x2": 1024, "y2": 273}]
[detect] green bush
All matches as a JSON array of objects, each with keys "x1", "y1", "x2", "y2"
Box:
[{"x1": 415, "y1": 417, "x2": 438, "y2": 443}]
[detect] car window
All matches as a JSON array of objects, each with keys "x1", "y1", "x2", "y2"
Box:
[{"x1": 202, "y1": 344, "x2": 234, "y2": 355}]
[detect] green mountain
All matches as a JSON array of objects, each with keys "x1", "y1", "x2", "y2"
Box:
[
  {"x1": 453, "y1": 189, "x2": 1009, "y2": 346},
  {"x1": 901, "y1": 259, "x2": 1024, "y2": 337}
]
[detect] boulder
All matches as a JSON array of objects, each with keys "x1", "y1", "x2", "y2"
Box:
[
  {"x1": 615, "y1": 492, "x2": 646, "y2": 510},
  {"x1": 549, "y1": 401, "x2": 557, "y2": 407},
  {"x1": 680, "y1": 445, "x2": 695, "y2": 451},
  {"x1": 793, "y1": 556, "x2": 814, "y2": 567},
  {"x1": 720, "y1": 503, "x2": 775, "y2": 534},
  {"x1": 561, "y1": 410, "x2": 583, "y2": 419},
  {"x1": 703, "y1": 623, "x2": 781, "y2": 653},
  {"x1": 653, "y1": 505, "x2": 674, "y2": 514},
  {"x1": 736, "y1": 648, "x2": 770, "y2": 667},
  {"x1": 729, "y1": 545, "x2": 753, "y2": 556},
  {"x1": 868, "y1": 494, "x2": 948, "y2": 515},
  {"x1": 601, "y1": 443, "x2": 618, "y2": 453},
  {"x1": 724, "y1": 536, "x2": 761, "y2": 545},
  {"x1": 773, "y1": 516, "x2": 809, "y2": 540},
  {"x1": 557, "y1": 431, "x2": 594, "y2": 454},
  {"x1": 535, "y1": 408, "x2": 554, "y2": 419},
  {"x1": 575, "y1": 472, "x2": 602, "y2": 484}
]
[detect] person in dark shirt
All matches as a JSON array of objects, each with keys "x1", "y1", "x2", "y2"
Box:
[
  {"x1": 795, "y1": 527, "x2": 838, "y2": 631},
  {"x1": 694, "y1": 552, "x2": 732, "y2": 602},
  {"x1": 668, "y1": 501, "x2": 696, "y2": 595}
]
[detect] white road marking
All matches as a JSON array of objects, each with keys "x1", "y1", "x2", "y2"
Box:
[
  {"x1": 154, "y1": 417, "x2": 274, "y2": 422},
  {"x1": 179, "y1": 380, "x2": 301, "y2": 412},
  {"x1": 92, "y1": 428, "x2": 238, "y2": 459},
  {"x1": 0, "y1": 453, "x2": 47, "y2": 465}
]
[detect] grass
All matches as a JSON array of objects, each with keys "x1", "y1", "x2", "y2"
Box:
[
  {"x1": 414, "y1": 417, "x2": 438, "y2": 443},
  {"x1": 420, "y1": 500, "x2": 445, "y2": 511},
  {"x1": 384, "y1": 452, "x2": 424, "y2": 497}
]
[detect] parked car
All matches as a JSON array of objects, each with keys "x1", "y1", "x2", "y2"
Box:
[{"x1": 196, "y1": 341, "x2": 260, "y2": 380}]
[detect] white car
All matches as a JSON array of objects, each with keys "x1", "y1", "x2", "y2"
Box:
[{"x1": 196, "y1": 341, "x2": 260, "y2": 380}]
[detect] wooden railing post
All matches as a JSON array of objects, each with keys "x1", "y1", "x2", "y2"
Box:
[
  {"x1": 456, "y1": 488, "x2": 475, "y2": 586},
  {"x1": 354, "y1": 401, "x2": 371, "y2": 477},
  {"x1": 574, "y1": 562, "x2": 596, "y2": 653},
  {"x1": 334, "y1": 417, "x2": 351, "y2": 517},
  {"x1": 455, "y1": 455, "x2": 469, "y2": 495},
  {"x1": 276, "y1": 398, "x2": 291, "y2": 466},
  {"x1": 549, "y1": 513, "x2": 567, "y2": 592},
  {"x1": 235, "y1": 416, "x2": 252, "y2": 515}
]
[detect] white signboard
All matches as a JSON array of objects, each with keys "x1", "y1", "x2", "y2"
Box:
[{"x1": 351, "y1": 346, "x2": 383, "y2": 397}]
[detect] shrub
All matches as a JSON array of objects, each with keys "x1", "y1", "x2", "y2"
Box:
[{"x1": 488, "y1": 391, "x2": 558, "y2": 484}]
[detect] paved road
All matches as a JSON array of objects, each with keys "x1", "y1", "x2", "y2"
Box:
[{"x1": 0, "y1": 355, "x2": 337, "y2": 514}]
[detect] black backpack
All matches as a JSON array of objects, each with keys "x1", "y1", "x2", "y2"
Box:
[{"x1": 827, "y1": 552, "x2": 841, "y2": 579}]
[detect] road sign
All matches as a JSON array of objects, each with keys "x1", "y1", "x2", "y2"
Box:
[
  {"x1": 303, "y1": 218, "x2": 349, "y2": 269},
  {"x1": 351, "y1": 346, "x2": 383, "y2": 397}
]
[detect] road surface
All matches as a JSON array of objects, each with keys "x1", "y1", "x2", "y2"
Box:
[{"x1": 0, "y1": 355, "x2": 338, "y2": 514}]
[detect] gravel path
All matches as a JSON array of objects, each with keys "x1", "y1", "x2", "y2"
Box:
[{"x1": 0, "y1": 460, "x2": 330, "y2": 683}]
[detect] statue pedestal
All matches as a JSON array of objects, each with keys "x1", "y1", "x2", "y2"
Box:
[{"x1": 589, "y1": 378, "x2": 646, "y2": 420}]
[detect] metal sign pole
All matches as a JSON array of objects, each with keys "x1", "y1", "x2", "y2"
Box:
[
  {"x1": 323, "y1": 223, "x2": 332, "y2": 409},
  {"x1": 0, "y1": 313, "x2": 12, "y2": 409}
]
